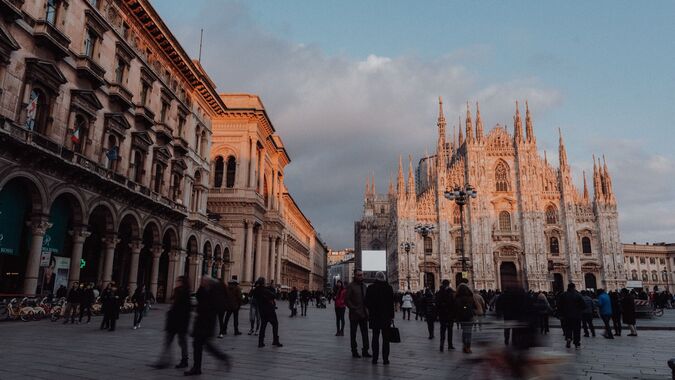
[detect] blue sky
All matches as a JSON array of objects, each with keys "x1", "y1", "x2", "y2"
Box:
[{"x1": 153, "y1": 0, "x2": 675, "y2": 248}]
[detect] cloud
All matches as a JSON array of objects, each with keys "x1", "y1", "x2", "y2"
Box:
[{"x1": 156, "y1": 1, "x2": 569, "y2": 248}]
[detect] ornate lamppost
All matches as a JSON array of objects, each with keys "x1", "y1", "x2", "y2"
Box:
[
  {"x1": 444, "y1": 184, "x2": 477, "y2": 284},
  {"x1": 414, "y1": 224, "x2": 435, "y2": 289},
  {"x1": 400, "y1": 241, "x2": 415, "y2": 290}
]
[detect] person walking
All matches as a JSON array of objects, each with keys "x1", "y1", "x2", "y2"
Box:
[
  {"x1": 346, "y1": 270, "x2": 371, "y2": 358},
  {"x1": 422, "y1": 288, "x2": 437, "y2": 339},
  {"x1": 597, "y1": 289, "x2": 614, "y2": 339},
  {"x1": 334, "y1": 280, "x2": 347, "y2": 336},
  {"x1": 580, "y1": 291, "x2": 596, "y2": 338},
  {"x1": 78, "y1": 283, "x2": 95, "y2": 324},
  {"x1": 288, "y1": 287, "x2": 298, "y2": 317},
  {"x1": 365, "y1": 272, "x2": 394, "y2": 365},
  {"x1": 247, "y1": 286, "x2": 261, "y2": 336},
  {"x1": 435, "y1": 280, "x2": 455, "y2": 351},
  {"x1": 300, "y1": 286, "x2": 310, "y2": 316},
  {"x1": 557, "y1": 283, "x2": 585, "y2": 349},
  {"x1": 132, "y1": 285, "x2": 148, "y2": 330},
  {"x1": 151, "y1": 276, "x2": 191, "y2": 370},
  {"x1": 101, "y1": 284, "x2": 121, "y2": 331},
  {"x1": 610, "y1": 290, "x2": 622, "y2": 336},
  {"x1": 185, "y1": 277, "x2": 230, "y2": 376},
  {"x1": 620, "y1": 288, "x2": 638, "y2": 336},
  {"x1": 534, "y1": 291, "x2": 552, "y2": 335},
  {"x1": 401, "y1": 292, "x2": 413, "y2": 320},
  {"x1": 63, "y1": 282, "x2": 81, "y2": 324},
  {"x1": 472, "y1": 288, "x2": 486, "y2": 331},
  {"x1": 222, "y1": 277, "x2": 242, "y2": 336},
  {"x1": 454, "y1": 283, "x2": 477, "y2": 353},
  {"x1": 252, "y1": 277, "x2": 283, "y2": 348}
]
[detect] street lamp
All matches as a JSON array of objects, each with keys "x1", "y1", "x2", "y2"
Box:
[
  {"x1": 414, "y1": 224, "x2": 435, "y2": 289},
  {"x1": 400, "y1": 241, "x2": 415, "y2": 290},
  {"x1": 444, "y1": 184, "x2": 477, "y2": 285}
]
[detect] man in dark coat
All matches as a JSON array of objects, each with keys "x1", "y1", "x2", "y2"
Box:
[
  {"x1": 300, "y1": 287, "x2": 311, "y2": 316},
  {"x1": 132, "y1": 286, "x2": 148, "y2": 329},
  {"x1": 556, "y1": 283, "x2": 585, "y2": 349},
  {"x1": 365, "y1": 272, "x2": 394, "y2": 365},
  {"x1": 252, "y1": 277, "x2": 282, "y2": 348},
  {"x1": 63, "y1": 282, "x2": 81, "y2": 324},
  {"x1": 422, "y1": 288, "x2": 437, "y2": 339},
  {"x1": 346, "y1": 270, "x2": 371, "y2": 358},
  {"x1": 152, "y1": 276, "x2": 191, "y2": 369},
  {"x1": 435, "y1": 279, "x2": 455, "y2": 351},
  {"x1": 221, "y1": 278, "x2": 242, "y2": 336},
  {"x1": 78, "y1": 283, "x2": 95, "y2": 323},
  {"x1": 288, "y1": 287, "x2": 298, "y2": 317},
  {"x1": 185, "y1": 277, "x2": 230, "y2": 376},
  {"x1": 610, "y1": 291, "x2": 622, "y2": 336},
  {"x1": 620, "y1": 288, "x2": 637, "y2": 336},
  {"x1": 100, "y1": 284, "x2": 121, "y2": 331}
]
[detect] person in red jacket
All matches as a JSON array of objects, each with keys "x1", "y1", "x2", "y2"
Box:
[{"x1": 334, "y1": 280, "x2": 347, "y2": 336}]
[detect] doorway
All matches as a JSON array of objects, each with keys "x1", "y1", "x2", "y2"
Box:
[{"x1": 499, "y1": 262, "x2": 518, "y2": 290}]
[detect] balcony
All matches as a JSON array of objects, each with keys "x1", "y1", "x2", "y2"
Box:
[
  {"x1": 108, "y1": 83, "x2": 134, "y2": 109},
  {"x1": 492, "y1": 225, "x2": 520, "y2": 242},
  {"x1": 154, "y1": 122, "x2": 173, "y2": 143},
  {"x1": 75, "y1": 55, "x2": 105, "y2": 88},
  {"x1": 134, "y1": 105, "x2": 155, "y2": 129},
  {"x1": 173, "y1": 136, "x2": 189, "y2": 155},
  {"x1": 33, "y1": 20, "x2": 71, "y2": 59},
  {"x1": 0, "y1": 0, "x2": 24, "y2": 22}
]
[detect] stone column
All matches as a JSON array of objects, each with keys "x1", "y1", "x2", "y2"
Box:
[
  {"x1": 166, "y1": 250, "x2": 180, "y2": 300},
  {"x1": 275, "y1": 237, "x2": 282, "y2": 284},
  {"x1": 206, "y1": 256, "x2": 214, "y2": 278},
  {"x1": 150, "y1": 245, "x2": 162, "y2": 297},
  {"x1": 127, "y1": 239, "x2": 143, "y2": 294},
  {"x1": 270, "y1": 171, "x2": 276, "y2": 209},
  {"x1": 249, "y1": 140, "x2": 257, "y2": 188},
  {"x1": 23, "y1": 219, "x2": 53, "y2": 295},
  {"x1": 267, "y1": 236, "x2": 275, "y2": 280},
  {"x1": 259, "y1": 234, "x2": 268, "y2": 280},
  {"x1": 189, "y1": 253, "x2": 203, "y2": 291},
  {"x1": 101, "y1": 236, "x2": 120, "y2": 289},
  {"x1": 67, "y1": 228, "x2": 91, "y2": 287},
  {"x1": 258, "y1": 154, "x2": 265, "y2": 194},
  {"x1": 254, "y1": 227, "x2": 263, "y2": 280},
  {"x1": 244, "y1": 221, "x2": 254, "y2": 285},
  {"x1": 216, "y1": 260, "x2": 223, "y2": 280}
]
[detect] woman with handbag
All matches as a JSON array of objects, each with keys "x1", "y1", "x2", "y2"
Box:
[{"x1": 365, "y1": 272, "x2": 395, "y2": 365}]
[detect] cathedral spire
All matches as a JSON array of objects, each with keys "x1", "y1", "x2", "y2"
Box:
[
  {"x1": 437, "y1": 97, "x2": 447, "y2": 169},
  {"x1": 407, "y1": 154, "x2": 416, "y2": 197},
  {"x1": 558, "y1": 128, "x2": 568, "y2": 169},
  {"x1": 371, "y1": 173, "x2": 376, "y2": 195},
  {"x1": 397, "y1": 155, "x2": 405, "y2": 197},
  {"x1": 582, "y1": 170, "x2": 589, "y2": 202},
  {"x1": 388, "y1": 173, "x2": 395, "y2": 197},
  {"x1": 458, "y1": 116, "x2": 464, "y2": 147},
  {"x1": 465, "y1": 102, "x2": 473, "y2": 144},
  {"x1": 475, "y1": 102, "x2": 483, "y2": 142},
  {"x1": 592, "y1": 154, "x2": 603, "y2": 202},
  {"x1": 365, "y1": 176, "x2": 371, "y2": 197},
  {"x1": 513, "y1": 101, "x2": 523, "y2": 144},
  {"x1": 525, "y1": 100, "x2": 535, "y2": 144},
  {"x1": 602, "y1": 155, "x2": 615, "y2": 203},
  {"x1": 544, "y1": 150, "x2": 548, "y2": 166}
]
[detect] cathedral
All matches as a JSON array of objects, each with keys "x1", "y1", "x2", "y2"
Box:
[{"x1": 355, "y1": 98, "x2": 626, "y2": 292}]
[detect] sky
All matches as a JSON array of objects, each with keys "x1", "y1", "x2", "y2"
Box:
[{"x1": 152, "y1": 0, "x2": 675, "y2": 249}]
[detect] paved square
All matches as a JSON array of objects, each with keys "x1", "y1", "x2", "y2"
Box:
[{"x1": 0, "y1": 303, "x2": 672, "y2": 379}]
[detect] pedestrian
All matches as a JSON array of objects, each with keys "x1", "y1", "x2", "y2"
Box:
[
  {"x1": 401, "y1": 292, "x2": 413, "y2": 320},
  {"x1": 472, "y1": 287, "x2": 486, "y2": 331},
  {"x1": 217, "y1": 279, "x2": 228, "y2": 338},
  {"x1": 300, "y1": 286, "x2": 310, "y2": 316},
  {"x1": 132, "y1": 285, "x2": 148, "y2": 330},
  {"x1": 454, "y1": 283, "x2": 477, "y2": 353},
  {"x1": 597, "y1": 289, "x2": 613, "y2": 339},
  {"x1": 101, "y1": 284, "x2": 121, "y2": 331},
  {"x1": 63, "y1": 282, "x2": 81, "y2": 324},
  {"x1": 435, "y1": 279, "x2": 455, "y2": 351},
  {"x1": 422, "y1": 288, "x2": 436, "y2": 339},
  {"x1": 534, "y1": 291, "x2": 552, "y2": 334},
  {"x1": 56, "y1": 284, "x2": 67, "y2": 299},
  {"x1": 609, "y1": 290, "x2": 622, "y2": 336},
  {"x1": 365, "y1": 272, "x2": 394, "y2": 365},
  {"x1": 151, "y1": 276, "x2": 191, "y2": 370},
  {"x1": 247, "y1": 286, "x2": 261, "y2": 336},
  {"x1": 620, "y1": 288, "x2": 638, "y2": 336},
  {"x1": 334, "y1": 280, "x2": 347, "y2": 336},
  {"x1": 346, "y1": 270, "x2": 371, "y2": 358},
  {"x1": 556, "y1": 283, "x2": 585, "y2": 349},
  {"x1": 185, "y1": 277, "x2": 231, "y2": 376},
  {"x1": 580, "y1": 291, "x2": 596, "y2": 338},
  {"x1": 221, "y1": 277, "x2": 242, "y2": 336},
  {"x1": 252, "y1": 277, "x2": 283, "y2": 348},
  {"x1": 288, "y1": 287, "x2": 298, "y2": 317},
  {"x1": 78, "y1": 283, "x2": 95, "y2": 324}
]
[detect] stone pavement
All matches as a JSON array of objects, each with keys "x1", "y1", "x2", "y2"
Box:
[{"x1": 0, "y1": 302, "x2": 672, "y2": 380}]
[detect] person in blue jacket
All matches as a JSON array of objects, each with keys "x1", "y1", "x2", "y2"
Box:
[{"x1": 596, "y1": 289, "x2": 614, "y2": 339}]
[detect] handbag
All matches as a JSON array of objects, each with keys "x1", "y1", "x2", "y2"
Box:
[{"x1": 389, "y1": 321, "x2": 401, "y2": 343}]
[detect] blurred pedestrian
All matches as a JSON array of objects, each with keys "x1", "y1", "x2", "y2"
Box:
[
  {"x1": 534, "y1": 291, "x2": 552, "y2": 335},
  {"x1": 610, "y1": 291, "x2": 622, "y2": 336},
  {"x1": 78, "y1": 283, "x2": 95, "y2": 324},
  {"x1": 597, "y1": 289, "x2": 613, "y2": 339},
  {"x1": 436, "y1": 279, "x2": 455, "y2": 351},
  {"x1": 580, "y1": 291, "x2": 596, "y2": 338},
  {"x1": 132, "y1": 285, "x2": 148, "y2": 329},
  {"x1": 288, "y1": 287, "x2": 298, "y2": 317},
  {"x1": 222, "y1": 277, "x2": 242, "y2": 336},
  {"x1": 252, "y1": 277, "x2": 282, "y2": 348},
  {"x1": 151, "y1": 276, "x2": 191, "y2": 370},
  {"x1": 248, "y1": 285, "x2": 261, "y2": 336},
  {"x1": 401, "y1": 292, "x2": 413, "y2": 320},
  {"x1": 620, "y1": 288, "x2": 638, "y2": 336},
  {"x1": 557, "y1": 283, "x2": 585, "y2": 349},
  {"x1": 101, "y1": 284, "x2": 121, "y2": 331},
  {"x1": 334, "y1": 280, "x2": 347, "y2": 336},
  {"x1": 63, "y1": 282, "x2": 81, "y2": 324},
  {"x1": 422, "y1": 288, "x2": 436, "y2": 339},
  {"x1": 300, "y1": 286, "x2": 310, "y2": 316},
  {"x1": 454, "y1": 283, "x2": 478, "y2": 353},
  {"x1": 346, "y1": 270, "x2": 371, "y2": 358},
  {"x1": 365, "y1": 272, "x2": 394, "y2": 365}
]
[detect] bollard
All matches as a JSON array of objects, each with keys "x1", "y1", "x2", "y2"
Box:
[{"x1": 668, "y1": 358, "x2": 675, "y2": 380}]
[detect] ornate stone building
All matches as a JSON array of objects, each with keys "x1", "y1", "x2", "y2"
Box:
[
  {"x1": 0, "y1": 0, "x2": 234, "y2": 299},
  {"x1": 208, "y1": 94, "x2": 327, "y2": 290},
  {"x1": 356, "y1": 98, "x2": 626, "y2": 292},
  {"x1": 623, "y1": 242, "x2": 675, "y2": 293}
]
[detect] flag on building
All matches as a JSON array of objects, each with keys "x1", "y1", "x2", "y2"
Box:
[
  {"x1": 70, "y1": 125, "x2": 81, "y2": 144},
  {"x1": 106, "y1": 146, "x2": 119, "y2": 161},
  {"x1": 24, "y1": 91, "x2": 38, "y2": 130}
]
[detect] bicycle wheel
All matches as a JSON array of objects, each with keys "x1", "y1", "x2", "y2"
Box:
[
  {"x1": 654, "y1": 308, "x2": 664, "y2": 317},
  {"x1": 33, "y1": 309, "x2": 45, "y2": 321},
  {"x1": 51, "y1": 308, "x2": 61, "y2": 322},
  {"x1": 20, "y1": 310, "x2": 33, "y2": 322}
]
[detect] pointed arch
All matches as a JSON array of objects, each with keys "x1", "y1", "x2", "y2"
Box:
[
  {"x1": 545, "y1": 204, "x2": 558, "y2": 224},
  {"x1": 499, "y1": 211, "x2": 511, "y2": 231},
  {"x1": 495, "y1": 160, "x2": 510, "y2": 192}
]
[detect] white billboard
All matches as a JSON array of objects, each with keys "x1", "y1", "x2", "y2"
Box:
[{"x1": 362, "y1": 250, "x2": 386, "y2": 272}]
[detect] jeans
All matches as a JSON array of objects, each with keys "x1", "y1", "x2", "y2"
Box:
[
  {"x1": 133, "y1": 308, "x2": 144, "y2": 326},
  {"x1": 64, "y1": 303, "x2": 79, "y2": 323},
  {"x1": 301, "y1": 301, "x2": 308, "y2": 316},
  {"x1": 601, "y1": 314, "x2": 613, "y2": 338},
  {"x1": 259, "y1": 313, "x2": 279, "y2": 345},
  {"x1": 581, "y1": 313, "x2": 595, "y2": 336},
  {"x1": 371, "y1": 327, "x2": 390, "y2": 362},
  {"x1": 439, "y1": 319, "x2": 454, "y2": 348},
  {"x1": 611, "y1": 314, "x2": 622, "y2": 336},
  {"x1": 101, "y1": 314, "x2": 116, "y2": 331},
  {"x1": 156, "y1": 331, "x2": 188, "y2": 365},
  {"x1": 249, "y1": 304, "x2": 260, "y2": 332},
  {"x1": 562, "y1": 318, "x2": 581, "y2": 346},
  {"x1": 79, "y1": 304, "x2": 91, "y2": 323},
  {"x1": 223, "y1": 310, "x2": 239, "y2": 333},
  {"x1": 192, "y1": 335, "x2": 229, "y2": 371},
  {"x1": 426, "y1": 318, "x2": 435, "y2": 338},
  {"x1": 349, "y1": 318, "x2": 369, "y2": 353},
  {"x1": 335, "y1": 307, "x2": 346, "y2": 333},
  {"x1": 461, "y1": 322, "x2": 473, "y2": 347}
]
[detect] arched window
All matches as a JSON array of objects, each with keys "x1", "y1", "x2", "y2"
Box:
[
  {"x1": 153, "y1": 163, "x2": 164, "y2": 193},
  {"x1": 454, "y1": 236, "x2": 463, "y2": 254},
  {"x1": 72, "y1": 114, "x2": 88, "y2": 154},
  {"x1": 27, "y1": 89, "x2": 51, "y2": 134},
  {"x1": 132, "y1": 150, "x2": 144, "y2": 184},
  {"x1": 545, "y1": 206, "x2": 558, "y2": 224},
  {"x1": 263, "y1": 175, "x2": 269, "y2": 206},
  {"x1": 641, "y1": 270, "x2": 648, "y2": 281},
  {"x1": 631, "y1": 270, "x2": 638, "y2": 281},
  {"x1": 495, "y1": 161, "x2": 509, "y2": 192},
  {"x1": 662, "y1": 271, "x2": 668, "y2": 282},
  {"x1": 170, "y1": 173, "x2": 181, "y2": 201},
  {"x1": 550, "y1": 237, "x2": 560, "y2": 255},
  {"x1": 651, "y1": 271, "x2": 658, "y2": 281},
  {"x1": 226, "y1": 156, "x2": 236, "y2": 188},
  {"x1": 424, "y1": 236, "x2": 433, "y2": 254},
  {"x1": 499, "y1": 211, "x2": 511, "y2": 232},
  {"x1": 46, "y1": 0, "x2": 58, "y2": 24},
  {"x1": 213, "y1": 156, "x2": 224, "y2": 188},
  {"x1": 581, "y1": 237, "x2": 592, "y2": 254}
]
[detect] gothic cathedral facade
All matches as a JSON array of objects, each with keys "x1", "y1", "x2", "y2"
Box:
[{"x1": 356, "y1": 98, "x2": 626, "y2": 292}]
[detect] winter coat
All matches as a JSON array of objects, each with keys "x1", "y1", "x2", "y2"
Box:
[
  {"x1": 82, "y1": 288, "x2": 95, "y2": 306},
  {"x1": 556, "y1": 290, "x2": 585, "y2": 320},
  {"x1": 346, "y1": 281, "x2": 368, "y2": 321},
  {"x1": 131, "y1": 289, "x2": 147, "y2": 309},
  {"x1": 621, "y1": 294, "x2": 637, "y2": 325},
  {"x1": 473, "y1": 293, "x2": 486, "y2": 316},
  {"x1": 365, "y1": 281, "x2": 394, "y2": 329},
  {"x1": 534, "y1": 294, "x2": 552, "y2": 316},
  {"x1": 300, "y1": 290, "x2": 311, "y2": 302},
  {"x1": 224, "y1": 283, "x2": 242, "y2": 312},
  {"x1": 251, "y1": 286, "x2": 277, "y2": 318},
  {"x1": 610, "y1": 292, "x2": 622, "y2": 318},
  {"x1": 101, "y1": 289, "x2": 120, "y2": 319},
  {"x1": 435, "y1": 287, "x2": 455, "y2": 321},
  {"x1": 192, "y1": 286, "x2": 217, "y2": 338},
  {"x1": 454, "y1": 293, "x2": 476, "y2": 323},
  {"x1": 288, "y1": 290, "x2": 298, "y2": 307},
  {"x1": 422, "y1": 292, "x2": 437, "y2": 320},
  {"x1": 497, "y1": 288, "x2": 528, "y2": 321},
  {"x1": 401, "y1": 294, "x2": 414, "y2": 309},
  {"x1": 597, "y1": 293, "x2": 612, "y2": 316},
  {"x1": 334, "y1": 287, "x2": 347, "y2": 309},
  {"x1": 581, "y1": 295, "x2": 594, "y2": 315},
  {"x1": 66, "y1": 287, "x2": 82, "y2": 303},
  {"x1": 166, "y1": 285, "x2": 191, "y2": 334}
]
